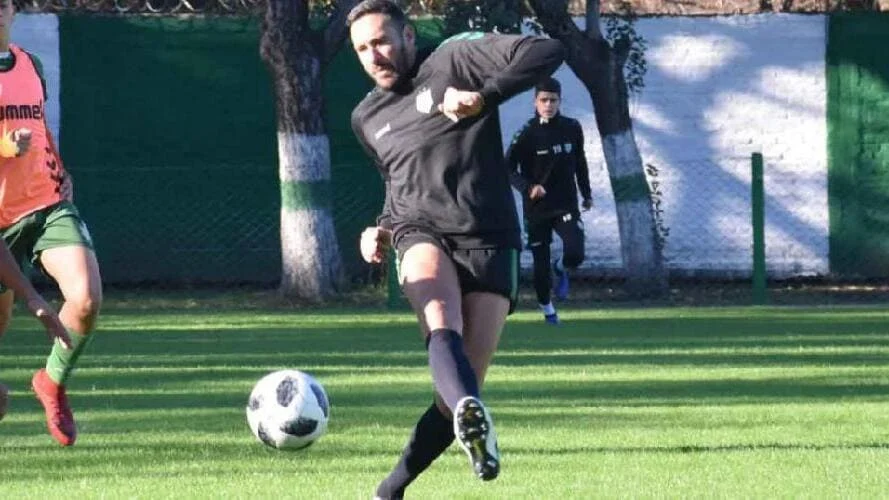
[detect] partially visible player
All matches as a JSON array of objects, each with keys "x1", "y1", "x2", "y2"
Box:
[
  {"x1": 0, "y1": 241, "x2": 71, "y2": 422},
  {"x1": 348, "y1": 0, "x2": 564, "y2": 497},
  {"x1": 0, "y1": 0, "x2": 103, "y2": 446},
  {"x1": 507, "y1": 77, "x2": 592, "y2": 324}
]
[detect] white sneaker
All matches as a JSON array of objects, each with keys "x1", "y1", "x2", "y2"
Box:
[{"x1": 453, "y1": 396, "x2": 500, "y2": 481}]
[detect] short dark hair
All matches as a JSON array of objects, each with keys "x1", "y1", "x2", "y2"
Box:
[
  {"x1": 347, "y1": 0, "x2": 407, "y2": 28},
  {"x1": 535, "y1": 77, "x2": 561, "y2": 96}
]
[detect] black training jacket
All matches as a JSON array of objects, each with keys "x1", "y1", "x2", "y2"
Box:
[
  {"x1": 351, "y1": 33, "x2": 564, "y2": 249},
  {"x1": 506, "y1": 113, "x2": 592, "y2": 221}
]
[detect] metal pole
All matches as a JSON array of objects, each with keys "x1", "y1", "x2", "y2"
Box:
[{"x1": 751, "y1": 152, "x2": 767, "y2": 305}]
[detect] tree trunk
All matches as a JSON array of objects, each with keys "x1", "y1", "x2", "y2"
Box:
[
  {"x1": 528, "y1": 0, "x2": 668, "y2": 296},
  {"x1": 276, "y1": 131, "x2": 342, "y2": 299},
  {"x1": 260, "y1": 0, "x2": 343, "y2": 300}
]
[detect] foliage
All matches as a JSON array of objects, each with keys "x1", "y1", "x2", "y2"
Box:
[
  {"x1": 644, "y1": 163, "x2": 670, "y2": 252},
  {"x1": 440, "y1": 0, "x2": 648, "y2": 93},
  {"x1": 604, "y1": 1, "x2": 647, "y2": 94},
  {"x1": 12, "y1": 0, "x2": 887, "y2": 15},
  {"x1": 441, "y1": 0, "x2": 524, "y2": 35},
  {"x1": 310, "y1": 0, "x2": 338, "y2": 25}
]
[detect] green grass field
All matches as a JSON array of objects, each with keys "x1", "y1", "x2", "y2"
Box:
[{"x1": 2, "y1": 293, "x2": 889, "y2": 498}]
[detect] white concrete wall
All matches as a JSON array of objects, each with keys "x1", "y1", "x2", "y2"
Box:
[
  {"x1": 12, "y1": 14, "x2": 61, "y2": 141},
  {"x1": 501, "y1": 14, "x2": 828, "y2": 278}
]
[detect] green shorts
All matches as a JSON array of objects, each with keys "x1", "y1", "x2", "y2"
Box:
[{"x1": 0, "y1": 201, "x2": 94, "y2": 293}]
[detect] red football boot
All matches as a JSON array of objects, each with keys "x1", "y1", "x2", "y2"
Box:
[{"x1": 31, "y1": 369, "x2": 77, "y2": 446}]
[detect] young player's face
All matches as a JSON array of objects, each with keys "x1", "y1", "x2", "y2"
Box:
[
  {"x1": 350, "y1": 13, "x2": 414, "y2": 90},
  {"x1": 535, "y1": 91, "x2": 560, "y2": 119}
]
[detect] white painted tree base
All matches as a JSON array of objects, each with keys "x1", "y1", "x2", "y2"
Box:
[
  {"x1": 602, "y1": 129, "x2": 667, "y2": 290},
  {"x1": 278, "y1": 132, "x2": 330, "y2": 183},
  {"x1": 280, "y1": 209, "x2": 341, "y2": 299},
  {"x1": 277, "y1": 132, "x2": 342, "y2": 299}
]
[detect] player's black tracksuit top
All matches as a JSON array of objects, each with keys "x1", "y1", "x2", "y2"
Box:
[
  {"x1": 506, "y1": 113, "x2": 592, "y2": 222},
  {"x1": 351, "y1": 33, "x2": 565, "y2": 250}
]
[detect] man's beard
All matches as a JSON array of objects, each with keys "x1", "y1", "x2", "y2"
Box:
[{"x1": 375, "y1": 47, "x2": 410, "y2": 90}]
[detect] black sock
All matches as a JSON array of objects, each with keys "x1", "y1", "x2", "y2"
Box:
[
  {"x1": 427, "y1": 328, "x2": 479, "y2": 410},
  {"x1": 375, "y1": 403, "x2": 455, "y2": 499}
]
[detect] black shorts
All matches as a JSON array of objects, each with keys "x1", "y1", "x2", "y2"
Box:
[
  {"x1": 394, "y1": 228, "x2": 519, "y2": 313},
  {"x1": 527, "y1": 211, "x2": 583, "y2": 247}
]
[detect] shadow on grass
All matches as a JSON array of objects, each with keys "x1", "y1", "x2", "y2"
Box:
[
  {"x1": 2, "y1": 306, "x2": 889, "y2": 443},
  {"x1": 0, "y1": 440, "x2": 397, "y2": 483},
  {"x1": 3, "y1": 375, "x2": 888, "y2": 440},
  {"x1": 508, "y1": 441, "x2": 889, "y2": 456},
  {"x1": 4, "y1": 436, "x2": 889, "y2": 485},
  {"x1": 69, "y1": 375, "x2": 889, "y2": 408},
  {"x1": 6, "y1": 312, "x2": 889, "y2": 369}
]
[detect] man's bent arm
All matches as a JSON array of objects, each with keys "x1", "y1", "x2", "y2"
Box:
[{"x1": 450, "y1": 35, "x2": 565, "y2": 107}]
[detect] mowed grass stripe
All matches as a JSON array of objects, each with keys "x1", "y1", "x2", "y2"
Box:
[{"x1": 2, "y1": 298, "x2": 889, "y2": 497}]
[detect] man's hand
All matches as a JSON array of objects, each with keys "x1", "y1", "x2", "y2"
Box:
[
  {"x1": 0, "y1": 127, "x2": 30, "y2": 158},
  {"x1": 360, "y1": 226, "x2": 392, "y2": 264},
  {"x1": 60, "y1": 173, "x2": 74, "y2": 202},
  {"x1": 13, "y1": 128, "x2": 32, "y2": 157},
  {"x1": 438, "y1": 87, "x2": 484, "y2": 123},
  {"x1": 24, "y1": 295, "x2": 71, "y2": 349},
  {"x1": 528, "y1": 184, "x2": 547, "y2": 201},
  {"x1": 581, "y1": 198, "x2": 593, "y2": 211}
]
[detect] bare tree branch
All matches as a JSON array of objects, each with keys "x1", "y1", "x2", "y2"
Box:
[
  {"x1": 586, "y1": 0, "x2": 602, "y2": 39},
  {"x1": 261, "y1": 0, "x2": 309, "y2": 71},
  {"x1": 322, "y1": 0, "x2": 362, "y2": 68},
  {"x1": 613, "y1": 33, "x2": 631, "y2": 68},
  {"x1": 527, "y1": 0, "x2": 588, "y2": 63}
]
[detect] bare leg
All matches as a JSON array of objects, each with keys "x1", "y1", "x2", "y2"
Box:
[
  {"x1": 376, "y1": 244, "x2": 500, "y2": 497},
  {"x1": 433, "y1": 291, "x2": 508, "y2": 416},
  {"x1": 398, "y1": 242, "x2": 478, "y2": 411},
  {"x1": 39, "y1": 246, "x2": 102, "y2": 336},
  {"x1": 460, "y1": 291, "x2": 507, "y2": 385},
  {"x1": 399, "y1": 242, "x2": 462, "y2": 333},
  {"x1": 0, "y1": 291, "x2": 12, "y2": 422},
  {"x1": 30, "y1": 245, "x2": 101, "y2": 445},
  {"x1": 0, "y1": 290, "x2": 15, "y2": 340},
  {"x1": 448, "y1": 291, "x2": 506, "y2": 481}
]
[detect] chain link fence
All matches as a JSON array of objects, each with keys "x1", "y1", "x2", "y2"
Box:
[
  {"x1": 16, "y1": 0, "x2": 263, "y2": 14},
  {"x1": 13, "y1": 11, "x2": 889, "y2": 307}
]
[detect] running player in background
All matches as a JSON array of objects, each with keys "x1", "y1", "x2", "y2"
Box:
[{"x1": 507, "y1": 77, "x2": 592, "y2": 325}]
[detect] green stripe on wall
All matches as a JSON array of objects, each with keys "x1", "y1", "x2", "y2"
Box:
[{"x1": 827, "y1": 12, "x2": 889, "y2": 277}]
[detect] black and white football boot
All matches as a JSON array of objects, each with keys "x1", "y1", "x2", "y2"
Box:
[{"x1": 453, "y1": 396, "x2": 500, "y2": 481}]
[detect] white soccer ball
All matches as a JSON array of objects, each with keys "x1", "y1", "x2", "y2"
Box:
[{"x1": 246, "y1": 369, "x2": 330, "y2": 450}]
